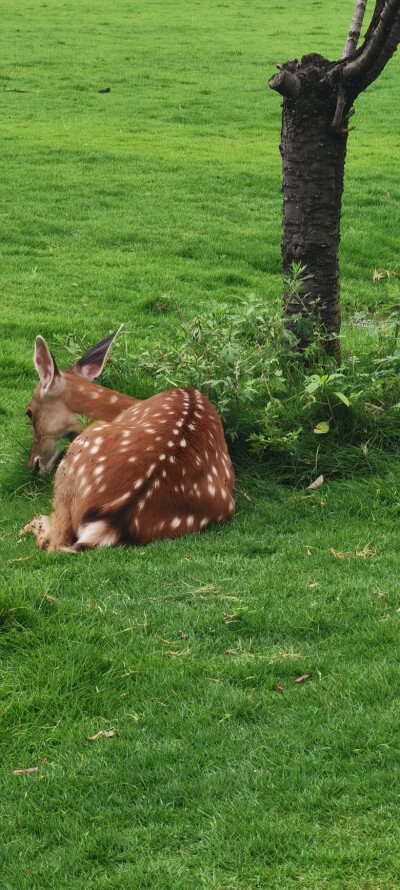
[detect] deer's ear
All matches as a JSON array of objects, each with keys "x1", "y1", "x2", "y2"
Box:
[
  {"x1": 34, "y1": 336, "x2": 61, "y2": 393},
  {"x1": 69, "y1": 325, "x2": 123, "y2": 381}
]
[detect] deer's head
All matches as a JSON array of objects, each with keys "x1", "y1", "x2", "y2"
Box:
[{"x1": 26, "y1": 327, "x2": 123, "y2": 473}]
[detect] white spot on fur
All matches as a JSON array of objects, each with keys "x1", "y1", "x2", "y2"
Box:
[
  {"x1": 146, "y1": 463, "x2": 156, "y2": 478},
  {"x1": 159, "y1": 454, "x2": 166, "y2": 461},
  {"x1": 90, "y1": 446, "x2": 99, "y2": 455},
  {"x1": 199, "y1": 518, "x2": 209, "y2": 529},
  {"x1": 180, "y1": 438, "x2": 187, "y2": 448},
  {"x1": 93, "y1": 466, "x2": 104, "y2": 477},
  {"x1": 208, "y1": 484, "x2": 216, "y2": 496},
  {"x1": 186, "y1": 515, "x2": 194, "y2": 528},
  {"x1": 128, "y1": 456, "x2": 137, "y2": 463},
  {"x1": 89, "y1": 391, "x2": 99, "y2": 399},
  {"x1": 221, "y1": 487, "x2": 227, "y2": 500},
  {"x1": 109, "y1": 492, "x2": 130, "y2": 507},
  {"x1": 134, "y1": 478, "x2": 143, "y2": 490},
  {"x1": 171, "y1": 517, "x2": 181, "y2": 529},
  {"x1": 109, "y1": 395, "x2": 118, "y2": 403}
]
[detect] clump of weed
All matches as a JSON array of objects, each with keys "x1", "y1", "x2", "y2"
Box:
[
  {"x1": 133, "y1": 280, "x2": 400, "y2": 482},
  {"x1": 61, "y1": 268, "x2": 400, "y2": 485},
  {"x1": 136, "y1": 296, "x2": 292, "y2": 440}
]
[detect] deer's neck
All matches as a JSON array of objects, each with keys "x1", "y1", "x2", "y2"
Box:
[{"x1": 63, "y1": 372, "x2": 138, "y2": 421}]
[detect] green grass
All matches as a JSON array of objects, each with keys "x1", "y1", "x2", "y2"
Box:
[
  {"x1": 1, "y1": 1, "x2": 400, "y2": 888},
  {"x1": 4, "y1": 476, "x2": 400, "y2": 889}
]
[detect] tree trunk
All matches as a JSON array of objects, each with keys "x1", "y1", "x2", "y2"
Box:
[
  {"x1": 270, "y1": 1, "x2": 400, "y2": 364},
  {"x1": 273, "y1": 55, "x2": 349, "y2": 363}
]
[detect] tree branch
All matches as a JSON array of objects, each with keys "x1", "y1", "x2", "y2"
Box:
[
  {"x1": 358, "y1": 10, "x2": 400, "y2": 88},
  {"x1": 343, "y1": 0, "x2": 400, "y2": 82},
  {"x1": 331, "y1": 87, "x2": 347, "y2": 131},
  {"x1": 363, "y1": 0, "x2": 386, "y2": 40},
  {"x1": 269, "y1": 70, "x2": 301, "y2": 99},
  {"x1": 341, "y1": 0, "x2": 369, "y2": 59}
]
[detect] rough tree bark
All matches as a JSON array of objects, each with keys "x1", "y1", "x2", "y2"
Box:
[{"x1": 269, "y1": 0, "x2": 400, "y2": 362}]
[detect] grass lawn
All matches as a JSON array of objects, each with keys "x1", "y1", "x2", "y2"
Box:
[{"x1": 1, "y1": 1, "x2": 400, "y2": 888}]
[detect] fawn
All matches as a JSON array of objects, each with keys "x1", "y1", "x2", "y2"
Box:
[{"x1": 21, "y1": 328, "x2": 235, "y2": 552}]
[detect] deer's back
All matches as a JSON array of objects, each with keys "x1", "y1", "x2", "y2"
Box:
[{"x1": 55, "y1": 388, "x2": 235, "y2": 546}]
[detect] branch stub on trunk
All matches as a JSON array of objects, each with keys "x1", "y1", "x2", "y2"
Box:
[{"x1": 269, "y1": 69, "x2": 301, "y2": 99}]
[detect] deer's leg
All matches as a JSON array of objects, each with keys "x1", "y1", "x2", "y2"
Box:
[
  {"x1": 20, "y1": 515, "x2": 52, "y2": 550},
  {"x1": 45, "y1": 502, "x2": 76, "y2": 552},
  {"x1": 20, "y1": 508, "x2": 76, "y2": 552}
]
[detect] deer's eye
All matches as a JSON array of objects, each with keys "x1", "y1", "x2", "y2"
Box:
[{"x1": 26, "y1": 409, "x2": 33, "y2": 420}]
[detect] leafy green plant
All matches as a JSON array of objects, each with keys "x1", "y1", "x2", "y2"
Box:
[
  {"x1": 56, "y1": 278, "x2": 400, "y2": 484},
  {"x1": 135, "y1": 296, "x2": 293, "y2": 440},
  {"x1": 108, "y1": 285, "x2": 400, "y2": 482}
]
